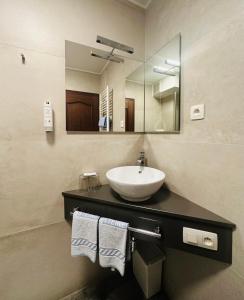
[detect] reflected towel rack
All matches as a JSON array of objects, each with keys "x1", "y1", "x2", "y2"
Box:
[
  {"x1": 99, "y1": 86, "x2": 113, "y2": 132},
  {"x1": 70, "y1": 209, "x2": 162, "y2": 239}
]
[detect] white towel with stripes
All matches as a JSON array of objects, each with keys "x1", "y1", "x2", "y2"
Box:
[
  {"x1": 99, "y1": 217, "x2": 128, "y2": 276},
  {"x1": 71, "y1": 211, "x2": 99, "y2": 263}
]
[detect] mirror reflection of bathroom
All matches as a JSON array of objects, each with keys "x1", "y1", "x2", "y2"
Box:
[
  {"x1": 145, "y1": 34, "x2": 181, "y2": 133},
  {"x1": 125, "y1": 61, "x2": 145, "y2": 132},
  {"x1": 65, "y1": 40, "x2": 144, "y2": 133}
]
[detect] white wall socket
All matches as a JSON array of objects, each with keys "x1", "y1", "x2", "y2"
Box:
[
  {"x1": 190, "y1": 104, "x2": 205, "y2": 120},
  {"x1": 183, "y1": 227, "x2": 218, "y2": 251}
]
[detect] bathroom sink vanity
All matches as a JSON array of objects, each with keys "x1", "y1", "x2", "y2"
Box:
[{"x1": 63, "y1": 185, "x2": 235, "y2": 264}]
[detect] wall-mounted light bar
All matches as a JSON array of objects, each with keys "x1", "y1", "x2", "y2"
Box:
[
  {"x1": 96, "y1": 35, "x2": 134, "y2": 54},
  {"x1": 91, "y1": 50, "x2": 124, "y2": 63},
  {"x1": 153, "y1": 66, "x2": 176, "y2": 76},
  {"x1": 165, "y1": 59, "x2": 180, "y2": 67}
]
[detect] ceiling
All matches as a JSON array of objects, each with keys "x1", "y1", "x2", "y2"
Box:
[
  {"x1": 117, "y1": 0, "x2": 151, "y2": 10},
  {"x1": 127, "y1": 0, "x2": 151, "y2": 9},
  {"x1": 65, "y1": 40, "x2": 107, "y2": 74}
]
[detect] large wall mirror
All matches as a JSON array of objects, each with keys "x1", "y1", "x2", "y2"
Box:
[
  {"x1": 65, "y1": 34, "x2": 181, "y2": 134},
  {"x1": 144, "y1": 34, "x2": 181, "y2": 133},
  {"x1": 65, "y1": 40, "x2": 144, "y2": 133}
]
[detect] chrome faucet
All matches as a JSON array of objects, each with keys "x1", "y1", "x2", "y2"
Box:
[{"x1": 136, "y1": 151, "x2": 146, "y2": 171}]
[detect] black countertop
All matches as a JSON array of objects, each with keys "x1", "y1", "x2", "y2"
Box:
[{"x1": 63, "y1": 185, "x2": 235, "y2": 229}]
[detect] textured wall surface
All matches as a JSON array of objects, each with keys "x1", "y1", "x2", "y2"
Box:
[
  {"x1": 0, "y1": 1, "x2": 144, "y2": 299},
  {"x1": 65, "y1": 69, "x2": 101, "y2": 94},
  {"x1": 145, "y1": 1, "x2": 244, "y2": 299},
  {"x1": 125, "y1": 81, "x2": 144, "y2": 132}
]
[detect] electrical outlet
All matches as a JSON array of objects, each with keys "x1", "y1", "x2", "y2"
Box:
[
  {"x1": 190, "y1": 104, "x2": 205, "y2": 120},
  {"x1": 183, "y1": 227, "x2": 218, "y2": 251}
]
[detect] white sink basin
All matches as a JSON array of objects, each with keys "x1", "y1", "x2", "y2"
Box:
[{"x1": 106, "y1": 166, "x2": 166, "y2": 202}]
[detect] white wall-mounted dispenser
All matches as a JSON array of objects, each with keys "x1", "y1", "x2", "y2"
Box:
[{"x1": 43, "y1": 101, "x2": 53, "y2": 132}]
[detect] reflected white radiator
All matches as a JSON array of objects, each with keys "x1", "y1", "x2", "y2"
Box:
[{"x1": 99, "y1": 86, "x2": 113, "y2": 132}]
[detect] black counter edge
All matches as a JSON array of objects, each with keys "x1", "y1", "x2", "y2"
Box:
[{"x1": 62, "y1": 192, "x2": 236, "y2": 230}]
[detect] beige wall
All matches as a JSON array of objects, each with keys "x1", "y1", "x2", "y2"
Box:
[
  {"x1": 160, "y1": 94, "x2": 176, "y2": 131},
  {"x1": 145, "y1": 84, "x2": 162, "y2": 132},
  {"x1": 125, "y1": 80, "x2": 144, "y2": 132},
  {"x1": 65, "y1": 69, "x2": 101, "y2": 94},
  {"x1": 0, "y1": 0, "x2": 144, "y2": 299},
  {"x1": 145, "y1": 91, "x2": 177, "y2": 132},
  {"x1": 145, "y1": 0, "x2": 244, "y2": 299}
]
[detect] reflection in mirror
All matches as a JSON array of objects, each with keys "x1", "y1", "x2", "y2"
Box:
[
  {"x1": 125, "y1": 63, "x2": 145, "y2": 132},
  {"x1": 145, "y1": 34, "x2": 181, "y2": 133},
  {"x1": 65, "y1": 40, "x2": 144, "y2": 133}
]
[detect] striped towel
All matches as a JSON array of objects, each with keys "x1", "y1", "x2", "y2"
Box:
[
  {"x1": 71, "y1": 211, "x2": 99, "y2": 263},
  {"x1": 99, "y1": 217, "x2": 128, "y2": 276}
]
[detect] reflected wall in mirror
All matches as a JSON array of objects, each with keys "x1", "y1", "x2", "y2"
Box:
[
  {"x1": 145, "y1": 34, "x2": 181, "y2": 133},
  {"x1": 65, "y1": 40, "x2": 144, "y2": 133}
]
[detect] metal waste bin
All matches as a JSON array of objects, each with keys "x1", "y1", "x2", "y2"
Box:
[{"x1": 133, "y1": 241, "x2": 165, "y2": 299}]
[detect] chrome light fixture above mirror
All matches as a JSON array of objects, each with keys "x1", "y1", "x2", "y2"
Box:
[
  {"x1": 153, "y1": 66, "x2": 177, "y2": 76},
  {"x1": 90, "y1": 35, "x2": 134, "y2": 63},
  {"x1": 91, "y1": 49, "x2": 124, "y2": 63},
  {"x1": 96, "y1": 35, "x2": 134, "y2": 54}
]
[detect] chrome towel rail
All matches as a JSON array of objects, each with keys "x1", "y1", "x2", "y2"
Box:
[
  {"x1": 127, "y1": 226, "x2": 161, "y2": 239},
  {"x1": 70, "y1": 210, "x2": 162, "y2": 239}
]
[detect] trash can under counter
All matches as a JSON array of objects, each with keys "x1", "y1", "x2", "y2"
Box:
[{"x1": 133, "y1": 241, "x2": 165, "y2": 299}]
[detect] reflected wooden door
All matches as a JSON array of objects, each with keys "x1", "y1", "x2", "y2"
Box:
[
  {"x1": 66, "y1": 90, "x2": 99, "y2": 131},
  {"x1": 125, "y1": 98, "x2": 135, "y2": 132}
]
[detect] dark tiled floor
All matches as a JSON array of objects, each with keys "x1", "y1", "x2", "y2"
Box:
[{"x1": 83, "y1": 271, "x2": 169, "y2": 300}]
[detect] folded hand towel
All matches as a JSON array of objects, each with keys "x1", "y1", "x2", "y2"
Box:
[
  {"x1": 98, "y1": 116, "x2": 107, "y2": 127},
  {"x1": 99, "y1": 217, "x2": 128, "y2": 276},
  {"x1": 71, "y1": 211, "x2": 99, "y2": 263}
]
